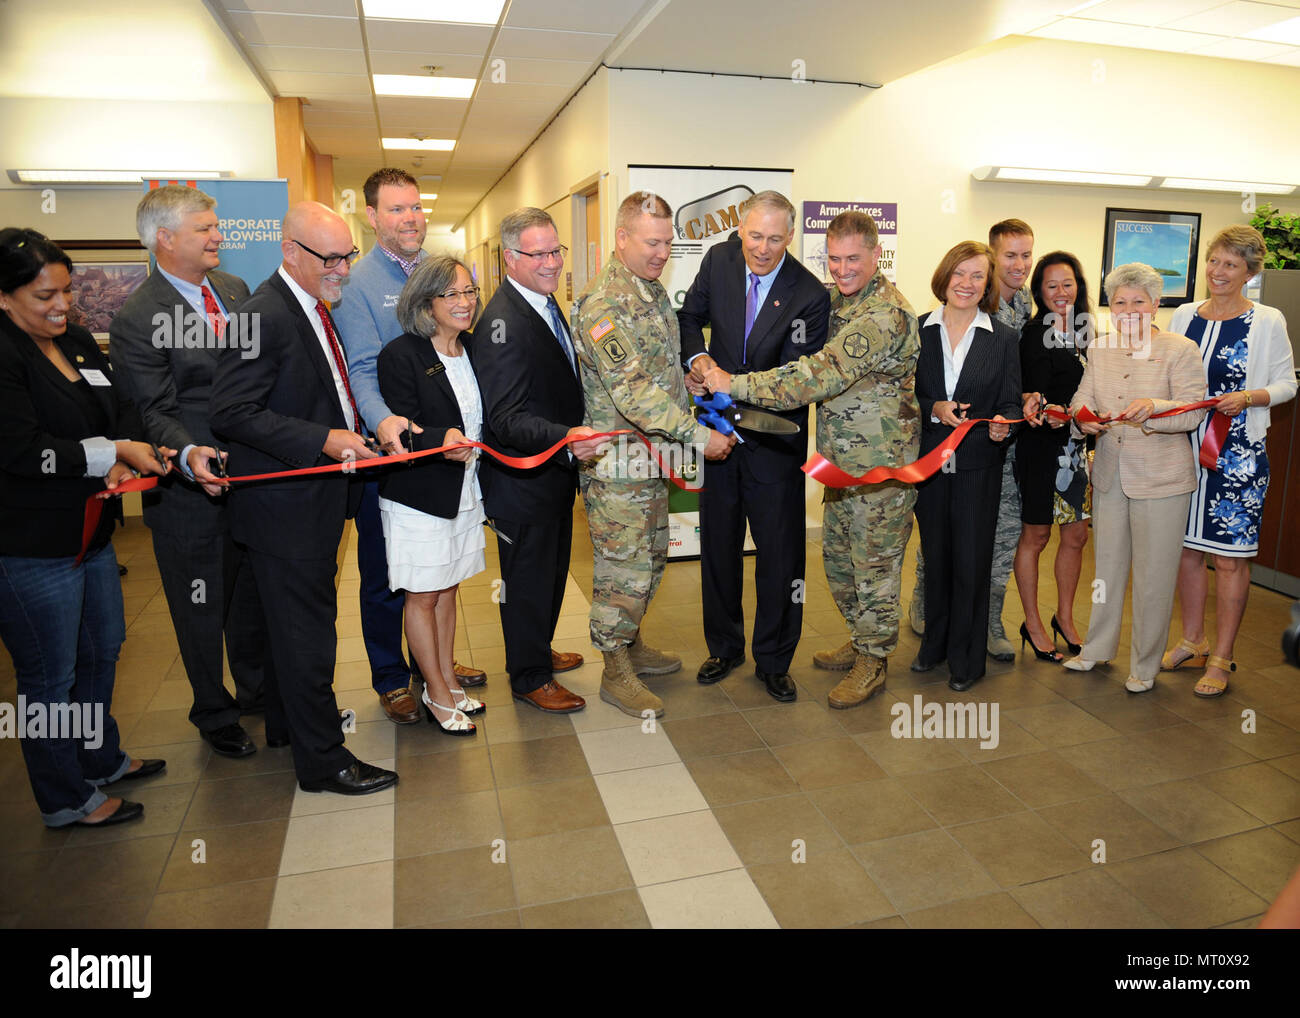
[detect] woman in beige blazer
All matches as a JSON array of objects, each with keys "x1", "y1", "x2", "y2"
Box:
[{"x1": 1062, "y1": 263, "x2": 1206, "y2": 692}]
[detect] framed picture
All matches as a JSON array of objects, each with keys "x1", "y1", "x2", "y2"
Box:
[
  {"x1": 1100, "y1": 208, "x2": 1201, "y2": 307},
  {"x1": 56, "y1": 240, "x2": 149, "y2": 343}
]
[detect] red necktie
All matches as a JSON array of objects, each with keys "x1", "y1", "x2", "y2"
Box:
[
  {"x1": 201, "y1": 284, "x2": 226, "y2": 339},
  {"x1": 315, "y1": 300, "x2": 361, "y2": 434}
]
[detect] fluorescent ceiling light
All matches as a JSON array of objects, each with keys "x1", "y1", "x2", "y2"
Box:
[
  {"x1": 8, "y1": 169, "x2": 225, "y2": 184},
  {"x1": 1247, "y1": 15, "x2": 1300, "y2": 45},
  {"x1": 973, "y1": 166, "x2": 1153, "y2": 186},
  {"x1": 1159, "y1": 177, "x2": 1295, "y2": 195},
  {"x1": 362, "y1": 0, "x2": 505, "y2": 25},
  {"x1": 381, "y1": 138, "x2": 456, "y2": 151},
  {"x1": 420, "y1": 193, "x2": 439, "y2": 201},
  {"x1": 373, "y1": 74, "x2": 475, "y2": 99}
]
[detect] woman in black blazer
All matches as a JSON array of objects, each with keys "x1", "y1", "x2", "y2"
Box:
[
  {"x1": 0, "y1": 228, "x2": 172, "y2": 828},
  {"x1": 913, "y1": 241, "x2": 1022, "y2": 691},
  {"x1": 1014, "y1": 252, "x2": 1093, "y2": 660},
  {"x1": 377, "y1": 255, "x2": 485, "y2": 735}
]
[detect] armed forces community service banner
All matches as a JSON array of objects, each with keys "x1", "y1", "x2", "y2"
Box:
[
  {"x1": 626, "y1": 165, "x2": 795, "y2": 559},
  {"x1": 801, "y1": 201, "x2": 898, "y2": 285}
]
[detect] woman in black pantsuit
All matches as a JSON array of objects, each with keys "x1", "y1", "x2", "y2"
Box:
[
  {"x1": 1014, "y1": 252, "x2": 1093, "y2": 660},
  {"x1": 912, "y1": 241, "x2": 1023, "y2": 691}
]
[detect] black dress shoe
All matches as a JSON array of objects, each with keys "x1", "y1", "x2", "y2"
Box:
[
  {"x1": 70, "y1": 799, "x2": 144, "y2": 827},
  {"x1": 265, "y1": 727, "x2": 290, "y2": 748},
  {"x1": 697, "y1": 654, "x2": 745, "y2": 685},
  {"x1": 911, "y1": 654, "x2": 941, "y2": 673},
  {"x1": 299, "y1": 761, "x2": 398, "y2": 796},
  {"x1": 948, "y1": 675, "x2": 980, "y2": 692},
  {"x1": 202, "y1": 723, "x2": 256, "y2": 758},
  {"x1": 758, "y1": 670, "x2": 796, "y2": 702},
  {"x1": 117, "y1": 758, "x2": 167, "y2": 781}
]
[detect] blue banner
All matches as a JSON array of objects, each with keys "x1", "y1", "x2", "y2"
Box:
[{"x1": 144, "y1": 178, "x2": 288, "y2": 290}]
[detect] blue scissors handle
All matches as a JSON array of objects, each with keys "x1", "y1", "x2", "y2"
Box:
[{"x1": 693, "y1": 392, "x2": 737, "y2": 438}]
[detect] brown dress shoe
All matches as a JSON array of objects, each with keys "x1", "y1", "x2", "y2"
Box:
[
  {"x1": 550, "y1": 649, "x2": 584, "y2": 673},
  {"x1": 379, "y1": 686, "x2": 420, "y2": 725},
  {"x1": 453, "y1": 660, "x2": 487, "y2": 687},
  {"x1": 513, "y1": 680, "x2": 586, "y2": 713}
]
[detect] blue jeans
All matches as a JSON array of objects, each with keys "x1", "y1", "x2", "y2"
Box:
[{"x1": 0, "y1": 543, "x2": 130, "y2": 826}]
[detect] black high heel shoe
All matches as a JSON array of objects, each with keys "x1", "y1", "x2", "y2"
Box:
[
  {"x1": 1050, "y1": 615, "x2": 1082, "y2": 656},
  {"x1": 1020, "y1": 622, "x2": 1063, "y2": 662}
]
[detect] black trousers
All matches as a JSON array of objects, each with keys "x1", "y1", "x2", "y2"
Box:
[
  {"x1": 493, "y1": 510, "x2": 572, "y2": 694},
  {"x1": 150, "y1": 527, "x2": 270, "y2": 732},
  {"x1": 914, "y1": 463, "x2": 1003, "y2": 682},
  {"x1": 247, "y1": 548, "x2": 353, "y2": 782},
  {"x1": 698, "y1": 448, "x2": 805, "y2": 673}
]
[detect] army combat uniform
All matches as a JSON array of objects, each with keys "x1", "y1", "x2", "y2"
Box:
[
  {"x1": 573, "y1": 257, "x2": 713, "y2": 657},
  {"x1": 731, "y1": 270, "x2": 920, "y2": 678},
  {"x1": 910, "y1": 286, "x2": 1029, "y2": 658}
]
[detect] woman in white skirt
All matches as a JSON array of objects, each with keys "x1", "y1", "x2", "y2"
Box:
[{"x1": 377, "y1": 255, "x2": 486, "y2": 735}]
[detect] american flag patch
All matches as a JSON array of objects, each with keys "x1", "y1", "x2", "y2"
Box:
[{"x1": 589, "y1": 318, "x2": 615, "y2": 341}]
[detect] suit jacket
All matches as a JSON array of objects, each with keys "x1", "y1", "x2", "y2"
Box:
[
  {"x1": 109, "y1": 267, "x2": 249, "y2": 535},
  {"x1": 0, "y1": 316, "x2": 145, "y2": 557},
  {"x1": 1068, "y1": 329, "x2": 1206, "y2": 498},
  {"x1": 209, "y1": 271, "x2": 362, "y2": 558},
  {"x1": 916, "y1": 312, "x2": 1022, "y2": 471},
  {"x1": 472, "y1": 279, "x2": 583, "y2": 523},
  {"x1": 376, "y1": 331, "x2": 475, "y2": 519},
  {"x1": 677, "y1": 234, "x2": 830, "y2": 474}
]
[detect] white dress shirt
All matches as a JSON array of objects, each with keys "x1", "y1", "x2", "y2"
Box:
[
  {"x1": 923, "y1": 306, "x2": 991, "y2": 419},
  {"x1": 278, "y1": 266, "x2": 355, "y2": 432},
  {"x1": 508, "y1": 275, "x2": 576, "y2": 371}
]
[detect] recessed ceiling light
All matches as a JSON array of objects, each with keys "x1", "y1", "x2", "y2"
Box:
[
  {"x1": 381, "y1": 138, "x2": 456, "y2": 151},
  {"x1": 373, "y1": 74, "x2": 475, "y2": 99},
  {"x1": 362, "y1": 0, "x2": 505, "y2": 26},
  {"x1": 420, "y1": 193, "x2": 439, "y2": 201}
]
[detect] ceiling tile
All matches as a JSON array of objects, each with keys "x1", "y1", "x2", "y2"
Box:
[
  {"x1": 503, "y1": 0, "x2": 647, "y2": 34},
  {"x1": 368, "y1": 49, "x2": 483, "y2": 76},
  {"x1": 1264, "y1": 44, "x2": 1300, "y2": 61},
  {"x1": 477, "y1": 55, "x2": 592, "y2": 86},
  {"x1": 362, "y1": 20, "x2": 493, "y2": 53},
  {"x1": 475, "y1": 80, "x2": 571, "y2": 102},
  {"x1": 269, "y1": 71, "x2": 371, "y2": 95},
  {"x1": 227, "y1": 11, "x2": 363, "y2": 49},
  {"x1": 491, "y1": 27, "x2": 614, "y2": 61},
  {"x1": 249, "y1": 44, "x2": 368, "y2": 74},
  {"x1": 1083, "y1": 0, "x2": 1224, "y2": 26},
  {"x1": 1165, "y1": 0, "x2": 1299, "y2": 33},
  {"x1": 225, "y1": 0, "x2": 357, "y2": 14},
  {"x1": 303, "y1": 97, "x2": 376, "y2": 114},
  {"x1": 1187, "y1": 36, "x2": 1294, "y2": 58}
]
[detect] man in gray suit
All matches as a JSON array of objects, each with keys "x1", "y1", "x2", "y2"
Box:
[{"x1": 110, "y1": 185, "x2": 270, "y2": 758}]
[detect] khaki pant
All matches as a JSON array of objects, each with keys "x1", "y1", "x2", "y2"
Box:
[{"x1": 1081, "y1": 483, "x2": 1191, "y2": 683}]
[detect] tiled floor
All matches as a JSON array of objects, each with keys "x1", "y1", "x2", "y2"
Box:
[{"x1": 2, "y1": 507, "x2": 1299, "y2": 929}]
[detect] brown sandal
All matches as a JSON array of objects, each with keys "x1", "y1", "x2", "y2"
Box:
[
  {"x1": 1161, "y1": 637, "x2": 1210, "y2": 671},
  {"x1": 1193, "y1": 655, "x2": 1235, "y2": 698}
]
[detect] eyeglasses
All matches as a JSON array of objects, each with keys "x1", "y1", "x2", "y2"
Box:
[
  {"x1": 507, "y1": 245, "x2": 568, "y2": 262},
  {"x1": 292, "y1": 239, "x2": 360, "y2": 269},
  {"x1": 435, "y1": 286, "x2": 480, "y2": 302}
]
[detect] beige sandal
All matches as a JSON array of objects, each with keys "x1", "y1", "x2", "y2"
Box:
[
  {"x1": 1193, "y1": 655, "x2": 1234, "y2": 698},
  {"x1": 1160, "y1": 636, "x2": 1210, "y2": 671}
]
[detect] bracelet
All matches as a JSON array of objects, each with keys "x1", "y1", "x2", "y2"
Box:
[{"x1": 1245, "y1": 391, "x2": 1253, "y2": 407}]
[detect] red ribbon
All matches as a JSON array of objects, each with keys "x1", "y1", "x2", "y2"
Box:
[
  {"x1": 79, "y1": 429, "x2": 693, "y2": 562},
  {"x1": 804, "y1": 399, "x2": 1229, "y2": 490}
]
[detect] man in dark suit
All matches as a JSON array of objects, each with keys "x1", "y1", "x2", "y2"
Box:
[
  {"x1": 473, "y1": 207, "x2": 607, "y2": 713},
  {"x1": 210, "y1": 202, "x2": 397, "y2": 795},
  {"x1": 110, "y1": 185, "x2": 266, "y2": 759},
  {"x1": 680, "y1": 191, "x2": 830, "y2": 701}
]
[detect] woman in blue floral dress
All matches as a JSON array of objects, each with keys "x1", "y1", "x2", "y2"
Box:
[{"x1": 1162, "y1": 226, "x2": 1297, "y2": 697}]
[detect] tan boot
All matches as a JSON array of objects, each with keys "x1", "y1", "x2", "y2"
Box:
[
  {"x1": 828, "y1": 653, "x2": 887, "y2": 710},
  {"x1": 600, "y1": 647, "x2": 665, "y2": 718},
  {"x1": 813, "y1": 641, "x2": 856, "y2": 671},
  {"x1": 628, "y1": 634, "x2": 682, "y2": 676}
]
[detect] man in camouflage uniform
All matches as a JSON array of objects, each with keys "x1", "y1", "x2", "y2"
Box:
[
  {"x1": 573, "y1": 191, "x2": 735, "y2": 717},
  {"x1": 701, "y1": 211, "x2": 918, "y2": 708},
  {"x1": 909, "y1": 219, "x2": 1035, "y2": 663}
]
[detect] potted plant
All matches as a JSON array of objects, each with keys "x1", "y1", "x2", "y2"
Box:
[{"x1": 1251, "y1": 203, "x2": 1300, "y2": 269}]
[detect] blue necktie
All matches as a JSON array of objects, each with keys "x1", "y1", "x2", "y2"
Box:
[
  {"x1": 743, "y1": 272, "x2": 760, "y2": 362},
  {"x1": 547, "y1": 296, "x2": 576, "y2": 374}
]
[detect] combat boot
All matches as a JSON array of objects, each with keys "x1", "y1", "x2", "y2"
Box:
[
  {"x1": 828, "y1": 653, "x2": 886, "y2": 709},
  {"x1": 908, "y1": 588, "x2": 925, "y2": 637},
  {"x1": 628, "y1": 633, "x2": 682, "y2": 676},
  {"x1": 600, "y1": 647, "x2": 664, "y2": 718},
  {"x1": 987, "y1": 586, "x2": 1015, "y2": 662},
  {"x1": 812, "y1": 641, "x2": 855, "y2": 671}
]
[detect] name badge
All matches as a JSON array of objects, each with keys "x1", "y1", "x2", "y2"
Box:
[
  {"x1": 79, "y1": 368, "x2": 111, "y2": 386},
  {"x1": 425, "y1": 362, "x2": 445, "y2": 376}
]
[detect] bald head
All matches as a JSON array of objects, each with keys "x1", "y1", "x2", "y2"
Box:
[{"x1": 280, "y1": 201, "x2": 356, "y2": 301}]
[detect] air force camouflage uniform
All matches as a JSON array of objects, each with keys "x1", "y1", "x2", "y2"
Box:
[
  {"x1": 731, "y1": 270, "x2": 919, "y2": 660},
  {"x1": 910, "y1": 285, "x2": 1029, "y2": 655},
  {"x1": 573, "y1": 256, "x2": 712, "y2": 652}
]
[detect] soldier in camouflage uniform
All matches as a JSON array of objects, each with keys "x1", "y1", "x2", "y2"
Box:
[
  {"x1": 910, "y1": 219, "x2": 1037, "y2": 662},
  {"x1": 572, "y1": 191, "x2": 735, "y2": 718},
  {"x1": 702, "y1": 211, "x2": 918, "y2": 708}
]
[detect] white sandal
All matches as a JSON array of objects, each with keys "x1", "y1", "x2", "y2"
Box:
[
  {"x1": 1124, "y1": 674, "x2": 1155, "y2": 693},
  {"x1": 449, "y1": 686, "x2": 485, "y2": 716},
  {"x1": 420, "y1": 689, "x2": 476, "y2": 736},
  {"x1": 1063, "y1": 656, "x2": 1097, "y2": 672}
]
